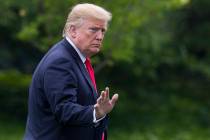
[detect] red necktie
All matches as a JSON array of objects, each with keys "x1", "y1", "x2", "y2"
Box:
[
  {"x1": 85, "y1": 58, "x2": 105, "y2": 140},
  {"x1": 85, "y1": 58, "x2": 97, "y2": 91}
]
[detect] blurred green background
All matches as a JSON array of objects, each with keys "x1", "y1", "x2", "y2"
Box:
[{"x1": 0, "y1": 0, "x2": 210, "y2": 139}]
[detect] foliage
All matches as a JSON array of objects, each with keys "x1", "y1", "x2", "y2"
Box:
[
  {"x1": 0, "y1": 70, "x2": 30, "y2": 119},
  {"x1": 1, "y1": 0, "x2": 210, "y2": 84},
  {"x1": 0, "y1": 89, "x2": 210, "y2": 140},
  {"x1": 0, "y1": 0, "x2": 210, "y2": 139},
  {"x1": 0, "y1": 120, "x2": 24, "y2": 140},
  {"x1": 0, "y1": 0, "x2": 194, "y2": 72}
]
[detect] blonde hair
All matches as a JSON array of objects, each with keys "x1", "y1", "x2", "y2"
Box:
[{"x1": 62, "y1": 3, "x2": 112, "y2": 37}]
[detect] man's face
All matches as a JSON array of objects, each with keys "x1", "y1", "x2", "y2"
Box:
[{"x1": 71, "y1": 18, "x2": 107, "y2": 57}]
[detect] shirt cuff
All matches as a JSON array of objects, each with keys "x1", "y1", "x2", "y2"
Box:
[{"x1": 93, "y1": 109, "x2": 106, "y2": 123}]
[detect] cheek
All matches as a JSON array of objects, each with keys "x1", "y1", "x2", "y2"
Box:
[
  {"x1": 77, "y1": 37, "x2": 91, "y2": 50},
  {"x1": 83, "y1": 36, "x2": 95, "y2": 45},
  {"x1": 77, "y1": 33, "x2": 95, "y2": 47},
  {"x1": 77, "y1": 35, "x2": 86, "y2": 44}
]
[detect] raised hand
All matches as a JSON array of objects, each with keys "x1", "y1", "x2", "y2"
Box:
[{"x1": 94, "y1": 87, "x2": 119, "y2": 119}]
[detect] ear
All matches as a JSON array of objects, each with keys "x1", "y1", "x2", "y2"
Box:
[{"x1": 69, "y1": 25, "x2": 77, "y2": 38}]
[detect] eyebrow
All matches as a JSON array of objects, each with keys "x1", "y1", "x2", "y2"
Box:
[{"x1": 89, "y1": 27, "x2": 107, "y2": 32}]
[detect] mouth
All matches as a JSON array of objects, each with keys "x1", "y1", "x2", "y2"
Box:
[{"x1": 92, "y1": 44, "x2": 101, "y2": 47}]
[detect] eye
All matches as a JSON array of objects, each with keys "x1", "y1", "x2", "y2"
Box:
[
  {"x1": 88, "y1": 27, "x2": 106, "y2": 34},
  {"x1": 101, "y1": 28, "x2": 106, "y2": 34},
  {"x1": 89, "y1": 27, "x2": 99, "y2": 33}
]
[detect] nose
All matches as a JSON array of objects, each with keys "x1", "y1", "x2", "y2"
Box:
[{"x1": 96, "y1": 30, "x2": 104, "y2": 41}]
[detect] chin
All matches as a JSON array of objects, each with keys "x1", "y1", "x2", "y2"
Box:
[
  {"x1": 94, "y1": 48, "x2": 100, "y2": 52},
  {"x1": 90, "y1": 49, "x2": 100, "y2": 56}
]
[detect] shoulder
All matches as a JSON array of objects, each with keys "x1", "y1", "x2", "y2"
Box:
[{"x1": 42, "y1": 39, "x2": 76, "y2": 66}]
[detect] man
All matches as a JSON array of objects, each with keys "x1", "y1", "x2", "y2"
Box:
[{"x1": 23, "y1": 3, "x2": 118, "y2": 140}]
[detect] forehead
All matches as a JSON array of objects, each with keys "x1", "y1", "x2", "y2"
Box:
[{"x1": 83, "y1": 18, "x2": 107, "y2": 28}]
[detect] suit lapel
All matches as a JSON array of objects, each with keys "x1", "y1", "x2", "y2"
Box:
[
  {"x1": 77, "y1": 61, "x2": 98, "y2": 99},
  {"x1": 62, "y1": 39, "x2": 98, "y2": 100}
]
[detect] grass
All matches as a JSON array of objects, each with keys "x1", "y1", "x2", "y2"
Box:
[
  {"x1": 0, "y1": 118, "x2": 24, "y2": 140},
  {"x1": 107, "y1": 90, "x2": 210, "y2": 140},
  {"x1": 109, "y1": 127, "x2": 210, "y2": 140},
  {"x1": 0, "y1": 90, "x2": 210, "y2": 140},
  {"x1": 1, "y1": 120, "x2": 210, "y2": 140}
]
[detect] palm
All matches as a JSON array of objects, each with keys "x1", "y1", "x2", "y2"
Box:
[{"x1": 94, "y1": 87, "x2": 118, "y2": 119}]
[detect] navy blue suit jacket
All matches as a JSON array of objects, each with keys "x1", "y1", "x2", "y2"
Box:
[{"x1": 23, "y1": 39, "x2": 108, "y2": 140}]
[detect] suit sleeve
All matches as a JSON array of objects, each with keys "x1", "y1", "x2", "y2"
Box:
[{"x1": 43, "y1": 57, "x2": 94, "y2": 126}]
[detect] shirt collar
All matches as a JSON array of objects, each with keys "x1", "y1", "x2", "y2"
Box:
[{"x1": 65, "y1": 36, "x2": 86, "y2": 63}]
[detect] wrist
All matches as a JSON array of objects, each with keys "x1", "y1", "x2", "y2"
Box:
[{"x1": 94, "y1": 104, "x2": 105, "y2": 120}]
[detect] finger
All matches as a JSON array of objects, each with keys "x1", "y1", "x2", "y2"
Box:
[
  {"x1": 105, "y1": 87, "x2": 110, "y2": 99},
  {"x1": 97, "y1": 96, "x2": 103, "y2": 104},
  {"x1": 101, "y1": 90, "x2": 104, "y2": 96},
  {"x1": 101, "y1": 91, "x2": 106, "y2": 100},
  {"x1": 110, "y1": 94, "x2": 119, "y2": 105}
]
